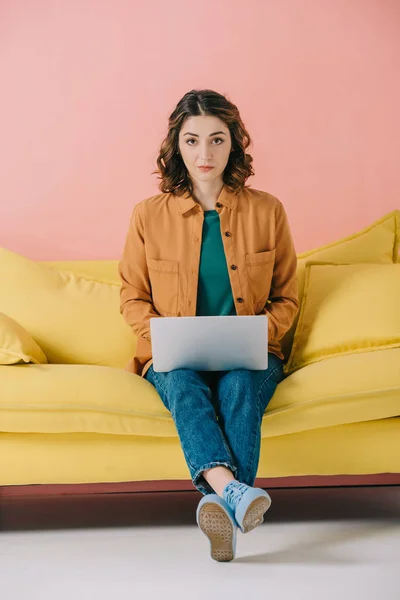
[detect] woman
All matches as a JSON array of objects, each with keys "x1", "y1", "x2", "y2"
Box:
[{"x1": 118, "y1": 89, "x2": 299, "y2": 562}]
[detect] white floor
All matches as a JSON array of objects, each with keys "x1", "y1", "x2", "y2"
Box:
[{"x1": 1, "y1": 487, "x2": 399, "y2": 600}]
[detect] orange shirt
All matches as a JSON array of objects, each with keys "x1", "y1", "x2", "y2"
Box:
[{"x1": 118, "y1": 184, "x2": 299, "y2": 378}]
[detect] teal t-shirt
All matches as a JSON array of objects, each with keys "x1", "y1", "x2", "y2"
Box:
[{"x1": 196, "y1": 210, "x2": 237, "y2": 317}]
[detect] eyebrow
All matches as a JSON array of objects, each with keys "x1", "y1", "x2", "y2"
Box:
[{"x1": 183, "y1": 131, "x2": 227, "y2": 137}]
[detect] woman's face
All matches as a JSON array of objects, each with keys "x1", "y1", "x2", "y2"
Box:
[{"x1": 178, "y1": 115, "x2": 232, "y2": 186}]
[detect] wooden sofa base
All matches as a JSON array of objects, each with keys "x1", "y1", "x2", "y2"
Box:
[{"x1": 1, "y1": 473, "x2": 400, "y2": 498}]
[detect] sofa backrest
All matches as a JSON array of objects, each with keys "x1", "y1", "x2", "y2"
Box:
[
  {"x1": 46, "y1": 210, "x2": 399, "y2": 362},
  {"x1": 0, "y1": 251, "x2": 136, "y2": 368},
  {"x1": 280, "y1": 209, "x2": 399, "y2": 358},
  {"x1": 1, "y1": 211, "x2": 397, "y2": 368}
]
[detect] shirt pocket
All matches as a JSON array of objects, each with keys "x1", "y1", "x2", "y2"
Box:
[
  {"x1": 147, "y1": 258, "x2": 179, "y2": 316},
  {"x1": 245, "y1": 248, "x2": 276, "y2": 311}
]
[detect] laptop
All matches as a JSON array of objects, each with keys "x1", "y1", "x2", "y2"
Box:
[{"x1": 150, "y1": 315, "x2": 268, "y2": 373}]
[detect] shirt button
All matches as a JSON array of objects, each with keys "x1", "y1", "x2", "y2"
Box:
[
  {"x1": 231, "y1": 265, "x2": 237, "y2": 270},
  {"x1": 237, "y1": 297, "x2": 244, "y2": 303},
  {"x1": 225, "y1": 231, "x2": 231, "y2": 237},
  {"x1": 216, "y1": 202, "x2": 222, "y2": 208}
]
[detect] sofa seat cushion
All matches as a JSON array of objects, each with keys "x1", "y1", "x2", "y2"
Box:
[
  {"x1": 1, "y1": 348, "x2": 399, "y2": 438},
  {"x1": 263, "y1": 348, "x2": 400, "y2": 437},
  {"x1": 0, "y1": 363, "x2": 173, "y2": 437}
]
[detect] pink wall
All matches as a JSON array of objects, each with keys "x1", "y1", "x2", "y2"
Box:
[{"x1": 0, "y1": 0, "x2": 399, "y2": 260}]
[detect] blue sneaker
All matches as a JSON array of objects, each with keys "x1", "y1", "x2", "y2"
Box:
[
  {"x1": 224, "y1": 484, "x2": 272, "y2": 534},
  {"x1": 196, "y1": 494, "x2": 238, "y2": 562}
]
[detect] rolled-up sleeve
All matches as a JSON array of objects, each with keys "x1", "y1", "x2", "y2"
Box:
[{"x1": 118, "y1": 202, "x2": 161, "y2": 342}]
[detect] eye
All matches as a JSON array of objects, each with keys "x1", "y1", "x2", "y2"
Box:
[{"x1": 185, "y1": 137, "x2": 224, "y2": 145}]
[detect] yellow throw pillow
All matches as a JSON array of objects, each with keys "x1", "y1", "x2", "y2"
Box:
[
  {"x1": 42, "y1": 260, "x2": 120, "y2": 285},
  {"x1": 0, "y1": 312, "x2": 48, "y2": 365},
  {"x1": 0, "y1": 248, "x2": 137, "y2": 368},
  {"x1": 284, "y1": 263, "x2": 400, "y2": 375},
  {"x1": 280, "y1": 210, "x2": 399, "y2": 359}
]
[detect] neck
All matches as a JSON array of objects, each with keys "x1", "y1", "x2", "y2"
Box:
[{"x1": 192, "y1": 178, "x2": 224, "y2": 206}]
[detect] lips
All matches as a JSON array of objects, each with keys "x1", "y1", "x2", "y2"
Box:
[{"x1": 198, "y1": 166, "x2": 214, "y2": 171}]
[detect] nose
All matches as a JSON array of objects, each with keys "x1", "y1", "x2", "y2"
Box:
[{"x1": 198, "y1": 141, "x2": 213, "y2": 162}]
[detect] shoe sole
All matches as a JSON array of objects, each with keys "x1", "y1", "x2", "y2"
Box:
[
  {"x1": 197, "y1": 502, "x2": 235, "y2": 562},
  {"x1": 241, "y1": 495, "x2": 271, "y2": 533}
]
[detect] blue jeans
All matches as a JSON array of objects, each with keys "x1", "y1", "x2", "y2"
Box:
[{"x1": 143, "y1": 352, "x2": 285, "y2": 495}]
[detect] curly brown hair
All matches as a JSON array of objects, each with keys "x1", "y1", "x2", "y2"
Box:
[{"x1": 152, "y1": 89, "x2": 255, "y2": 197}]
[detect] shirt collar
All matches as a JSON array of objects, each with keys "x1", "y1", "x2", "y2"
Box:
[{"x1": 175, "y1": 183, "x2": 239, "y2": 215}]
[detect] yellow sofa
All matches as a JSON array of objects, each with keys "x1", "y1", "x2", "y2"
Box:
[{"x1": 1, "y1": 210, "x2": 399, "y2": 497}]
